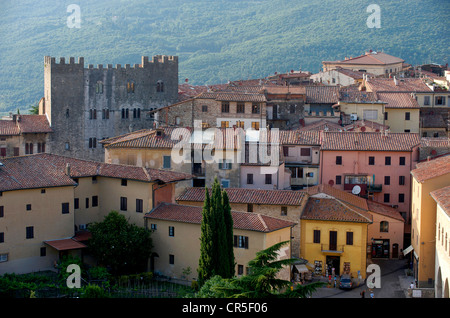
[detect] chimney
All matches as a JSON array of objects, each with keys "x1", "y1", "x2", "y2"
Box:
[
  {"x1": 394, "y1": 76, "x2": 398, "y2": 86},
  {"x1": 65, "y1": 163, "x2": 71, "y2": 176}
]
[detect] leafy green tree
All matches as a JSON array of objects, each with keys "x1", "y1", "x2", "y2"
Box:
[
  {"x1": 88, "y1": 211, "x2": 153, "y2": 275},
  {"x1": 198, "y1": 178, "x2": 234, "y2": 286},
  {"x1": 195, "y1": 241, "x2": 325, "y2": 298}
]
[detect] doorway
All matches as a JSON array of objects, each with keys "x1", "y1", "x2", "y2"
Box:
[{"x1": 326, "y1": 256, "x2": 340, "y2": 276}]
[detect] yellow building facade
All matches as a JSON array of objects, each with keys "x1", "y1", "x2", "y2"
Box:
[{"x1": 410, "y1": 155, "x2": 450, "y2": 287}]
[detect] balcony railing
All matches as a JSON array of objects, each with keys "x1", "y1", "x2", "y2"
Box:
[
  {"x1": 367, "y1": 184, "x2": 383, "y2": 192},
  {"x1": 321, "y1": 244, "x2": 345, "y2": 253}
]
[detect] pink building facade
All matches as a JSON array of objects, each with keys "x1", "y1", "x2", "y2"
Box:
[{"x1": 319, "y1": 132, "x2": 420, "y2": 227}]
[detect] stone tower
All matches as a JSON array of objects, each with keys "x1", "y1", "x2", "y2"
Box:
[{"x1": 40, "y1": 55, "x2": 178, "y2": 161}]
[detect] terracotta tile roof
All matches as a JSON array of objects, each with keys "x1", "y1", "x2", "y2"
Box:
[
  {"x1": 303, "y1": 184, "x2": 369, "y2": 212},
  {"x1": 0, "y1": 153, "x2": 192, "y2": 192},
  {"x1": 320, "y1": 131, "x2": 420, "y2": 152},
  {"x1": 298, "y1": 120, "x2": 345, "y2": 132},
  {"x1": 375, "y1": 92, "x2": 420, "y2": 108},
  {"x1": 431, "y1": 185, "x2": 450, "y2": 217},
  {"x1": 17, "y1": 115, "x2": 52, "y2": 133},
  {"x1": 278, "y1": 130, "x2": 321, "y2": 145},
  {"x1": 0, "y1": 115, "x2": 52, "y2": 136},
  {"x1": 177, "y1": 187, "x2": 307, "y2": 206},
  {"x1": 146, "y1": 202, "x2": 296, "y2": 233},
  {"x1": 0, "y1": 120, "x2": 20, "y2": 135},
  {"x1": 197, "y1": 91, "x2": 266, "y2": 102},
  {"x1": 365, "y1": 77, "x2": 432, "y2": 93},
  {"x1": 301, "y1": 197, "x2": 372, "y2": 223},
  {"x1": 306, "y1": 86, "x2": 340, "y2": 104},
  {"x1": 339, "y1": 86, "x2": 380, "y2": 103},
  {"x1": 323, "y1": 52, "x2": 404, "y2": 65},
  {"x1": 411, "y1": 155, "x2": 450, "y2": 183},
  {"x1": 367, "y1": 200, "x2": 405, "y2": 222},
  {"x1": 344, "y1": 120, "x2": 389, "y2": 132},
  {"x1": 420, "y1": 137, "x2": 450, "y2": 148},
  {"x1": 44, "y1": 238, "x2": 87, "y2": 251},
  {"x1": 334, "y1": 67, "x2": 376, "y2": 79}
]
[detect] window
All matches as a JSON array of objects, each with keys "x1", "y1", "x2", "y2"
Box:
[
  {"x1": 136, "y1": 199, "x2": 143, "y2": 213},
  {"x1": 346, "y1": 232, "x2": 354, "y2": 245},
  {"x1": 384, "y1": 112, "x2": 388, "y2": 121},
  {"x1": 369, "y1": 156, "x2": 375, "y2": 165},
  {"x1": 384, "y1": 193, "x2": 390, "y2": 203},
  {"x1": 301, "y1": 148, "x2": 311, "y2": 156},
  {"x1": 399, "y1": 157, "x2": 406, "y2": 166},
  {"x1": 251, "y1": 122, "x2": 260, "y2": 130},
  {"x1": 26, "y1": 226, "x2": 34, "y2": 239},
  {"x1": 92, "y1": 196, "x2": 98, "y2": 207},
  {"x1": 85, "y1": 198, "x2": 89, "y2": 208},
  {"x1": 89, "y1": 138, "x2": 97, "y2": 149},
  {"x1": 247, "y1": 174, "x2": 253, "y2": 184},
  {"x1": 363, "y1": 109, "x2": 378, "y2": 120},
  {"x1": 247, "y1": 203, "x2": 253, "y2": 212},
  {"x1": 281, "y1": 206, "x2": 288, "y2": 216},
  {"x1": 219, "y1": 159, "x2": 232, "y2": 170},
  {"x1": 336, "y1": 175, "x2": 342, "y2": 185},
  {"x1": 74, "y1": 198, "x2": 79, "y2": 209},
  {"x1": 384, "y1": 176, "x2": 390, "y2": 185},
  {"x1": 251, "y1": 103, "x2": 260, "y2": 114},
  {"x1": 221, "y1": 102, "x2": 230, "y2": 113},
  {"x1": 120, "y1": 197, "x2": 127, "y2": 211},
  {"x1": 25, "y1": 143, "x2": 33, "y2": 155},
  {"x1": 169, "y1": 226, "x2": 175, "y2": 237},
  {"x1": 283, "y1": 146, "x2": 289, "y2": 157},
  {"x1": 290, "y1": 104, "x2": 296, "y2": 114},
  {"x1": 37, "y1": 143, "x2": 46, "y2": 153},
  {"x1": 313, "y1": 230, "x2": 321, "y2": 243},
  {"x1": 265, "y1": 174, "x2": 272, "y2": 184},
  {"x1": 92, "y1": 176, "x2": 97, "y2": 183},
  {"x1": 163, "y1": 156, "x2": 171, "y2": 169},
  {"x1": 65, "y1": 142, "x2": 70, "y2": 150},
  {"x1": 237, "y1": 103, "x2": 245, "y2": 113},
  {"x1": 169, "y1": 254, "x2": 174, "y2": 265},
  {"x1": 202, "y1": 105, "x2": 208, "y2": 112},
  {"x1": 221, "y1": 179, "x2": 230, "y2": 188},
  {"x1": 0, "y1": 206, "x2": 3, "y2": 218},
  {"x1": 405, "y1": 112, "x2": 410, "y2": 120},
  {"x1": 238, "y1": 265, "x2": 244, "y2": 276},
  {"x1": 435, "y1": 96, "x2": 446, "y2": 105},
  {"x1": 156, "y1": 81, "x2": 163, "y2": 93},
  {"x1": 40, "y1": 247, "x2": 46, "y2": 257},
  {"x1": 26, "y1": 204, "x2": 32, "y2": 211},
  {"x1": 398, "y1": 193, "x2": 405, "y2": 203},
  {"x1": 150, "y1": 224, "x2": 157, "y2": 231},
  {"x1": 385, "y1": 156, "x2": 391, "y2": 165},
  {"x1": 424, "y1": 96, "x2": 430, "y2": 106},
  {"x1": 220, "y1": 121, "x2": 229, "y2": 128},
  {"x1": 102, "y1": 109, "x2": 110, "y2": 120},
  {"x1": 336, "y1": 156, "x2": 342, "y2": 165},
  {"x1": 380, "y1": 221, "x2": 389, "y2": 232},
  {"x1": 0, "y1": 232, "x2": 4, "y2": 243},
  {"x1": 399, "y1": 176, "x2": 405, "y2": 185},
  {"x1": 62, "y1": 203, "x2": 70, "y2": 214},
  {"x1": 121, "y1": 179, "x2": 127, "y2": 186},
  {"x1": 234, "y1": 235, "x2": 249, "y2": 249}
]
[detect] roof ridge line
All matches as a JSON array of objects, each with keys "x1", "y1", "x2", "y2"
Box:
[{"x1": 335, "y1": 198, "x2": 372, "y2": 223}]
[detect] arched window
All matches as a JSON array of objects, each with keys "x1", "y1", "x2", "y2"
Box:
[
  {"x1": 156, "y1": 80, "x2": 164, "y2": 92},
  {"x1": 380, "y1": 221, "x2": 389, "y2": 233}
]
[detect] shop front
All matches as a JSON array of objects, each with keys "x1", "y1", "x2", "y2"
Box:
[{"x1": 371, "y1": 239, "x2": 390, "y2": 258}]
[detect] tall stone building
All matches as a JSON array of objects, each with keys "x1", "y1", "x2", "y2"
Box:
[{"x1": 39, "y1": 55, "x2": 178, "y2": 161}]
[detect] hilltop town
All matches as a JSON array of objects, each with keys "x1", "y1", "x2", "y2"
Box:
[{"x1": 0, "y1": 50, "x2": 449, "y2": 298}]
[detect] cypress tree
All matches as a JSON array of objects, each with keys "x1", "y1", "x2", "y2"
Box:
[
  {"x1": 198, "y1": 178, "x2": 235, "y2": 285},
  {"x1": 222, "y1": 189, "x2": 235, "y2": 278}
]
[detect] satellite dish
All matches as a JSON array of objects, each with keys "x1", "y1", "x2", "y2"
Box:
[{"x1": 352, "y1": 185, "x2": 361, "y2": 195}]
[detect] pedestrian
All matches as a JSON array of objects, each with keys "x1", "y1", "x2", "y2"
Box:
[
  {"x1": 370, "y1": 290, "x2": 374, "y2": 298},
  {"x1": 360, "y1": 289, "x2": 365, "y2": 298}
]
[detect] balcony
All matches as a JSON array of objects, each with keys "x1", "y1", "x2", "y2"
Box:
[
  {"x1": 367, "y1": 184, "x2": 382, "y2": 193},
  {"x1": 321, "y1": 244, "x2": 345, "y2": 254}
]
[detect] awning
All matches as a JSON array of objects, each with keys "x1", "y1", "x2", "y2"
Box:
[
  {"x1": 403, "y1": 245, "x2": 414, "y2": 256},
  {"x1": 44, "y1": 238, "x2": 87, "y2": 251},
  {"x1": 294, "y1": 264, "x2": 309, "y2": 273}
]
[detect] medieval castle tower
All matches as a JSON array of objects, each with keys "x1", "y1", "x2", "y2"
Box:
[{"x1": 39, "y1": 55, "x2": 178, "y2": 161}]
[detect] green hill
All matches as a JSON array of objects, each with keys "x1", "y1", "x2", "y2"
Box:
[{"x1": 0, "y1": 0, "x2": 448, "y2": 115}]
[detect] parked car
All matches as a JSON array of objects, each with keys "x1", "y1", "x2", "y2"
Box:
[{"x1": 339, "y1": 274, "x2": 353, "y2": 290}]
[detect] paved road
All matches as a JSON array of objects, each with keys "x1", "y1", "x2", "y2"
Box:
[{"x1": 310, "y1": 258, "x2": 414, "y2": 298}]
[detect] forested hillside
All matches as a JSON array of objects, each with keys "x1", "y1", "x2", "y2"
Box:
[{"x1": 0, "y1": 0, "x2": 448, "y2": 114}]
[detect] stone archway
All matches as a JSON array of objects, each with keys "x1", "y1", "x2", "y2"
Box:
[
  {"x1": 444, "y1": 278, "x2": 449, "y2": 298},
  {"x1": 436, "y1": 267, "x2": 442, "y2": 298}
]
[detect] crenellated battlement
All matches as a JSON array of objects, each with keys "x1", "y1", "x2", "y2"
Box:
[{"x1": 45, "y1": 55, "x2": 177, "y2": 71}]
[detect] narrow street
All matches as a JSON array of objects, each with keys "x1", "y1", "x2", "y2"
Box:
[{"x1": 310, "y1": 258, "x2": 415, "y2": 298}]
